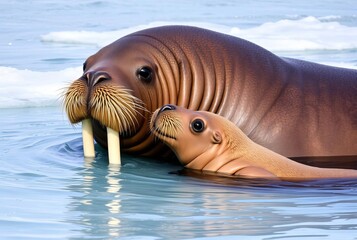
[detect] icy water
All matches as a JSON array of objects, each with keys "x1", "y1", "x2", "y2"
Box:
[{"x1": 1, "y1": 0, "x2": 357, "y2": 239}]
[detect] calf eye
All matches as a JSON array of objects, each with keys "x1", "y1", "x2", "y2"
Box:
[{"x1": 191, "y1": 119, "x2": 205, "y2": 133}]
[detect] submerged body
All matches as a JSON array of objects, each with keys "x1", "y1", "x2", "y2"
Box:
[
  {"x1": 63, "y1": 25, "x2": 357, "y2": 165},
  {"x1": 151, "y1": 105, "x2": 357, "y2": 180}
]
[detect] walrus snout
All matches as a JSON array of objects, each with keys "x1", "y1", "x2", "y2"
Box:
[
  {"x1": 64, "y1": 76, "x2": 147, "y2": 165},
  {"x1": 64, "y1": 76, "x2": 145, "y2": 133},
  {"x1": 63, "y1": 70, "x2": 147, "y2": 164}
]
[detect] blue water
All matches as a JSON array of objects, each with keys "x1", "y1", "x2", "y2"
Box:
[{"x1": 1, "y1": 1, "x2": 357, "y2": 239}]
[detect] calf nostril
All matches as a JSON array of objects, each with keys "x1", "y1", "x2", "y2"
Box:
[{"x1": 159, "y1": 104, "x2": 176, "y2": 113}]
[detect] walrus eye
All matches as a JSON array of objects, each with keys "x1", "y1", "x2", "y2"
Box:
[
  {"x1": 82, "y1": 61, "x2": 87, "y2": 72},
  {"x1": 191, "y1": 119, "x2": 205, "y2": 133},
  {"x1": 137, "y1": 66, "x2": 153, "y2": 83}
]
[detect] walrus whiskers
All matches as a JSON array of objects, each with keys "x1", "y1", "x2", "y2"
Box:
[
  {"x1": 63, "y1": 81, "x2": 95, "y2": 158},
  {"x1": 90, "y1": 85, "x2": 146, "y2": 164},
  {"x1": 64, "y1": 81, "x2": 146, "y2": 164},
  {"x1": 90, "y1": 85, "x2": 146, "y2": 133},
  {"x1": 63, "y1": 80, "x2": 88, "y2": 123}
]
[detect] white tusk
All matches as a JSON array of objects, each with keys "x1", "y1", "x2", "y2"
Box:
[
  {"x1": 82, "y1": 119, "x2": 95, "y2": 158},
  {"x1": 107, "y1": 127, "x2": 121, "y2": 165}
]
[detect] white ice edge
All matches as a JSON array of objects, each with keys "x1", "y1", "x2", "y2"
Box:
[{"x1": 41, "y1": 17, "x2": 357, "y2": 51}]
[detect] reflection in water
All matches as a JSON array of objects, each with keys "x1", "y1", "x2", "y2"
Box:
[
  {"x1": 66, "y1": 155, "x2": 123, "y2": 239},
  {"x1": 106, "y1": 165, "x2": 122, "y2": 238},
  {"x1": 65, "y1": 150, "x2": 357, "y2": 239}
]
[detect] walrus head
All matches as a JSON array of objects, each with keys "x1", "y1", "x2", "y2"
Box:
[{"x1": 62, "y1": 30, "x2": 185, "y2": 156}]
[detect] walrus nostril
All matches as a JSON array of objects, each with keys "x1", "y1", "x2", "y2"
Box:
[
  {"x1": 85, "y1": 71, "x2": 111, "y2": 87},
  {"x1": 160, "y1": 104, "x2": 176, "y2": 113}
]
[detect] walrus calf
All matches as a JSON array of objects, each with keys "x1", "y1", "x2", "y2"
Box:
[
  {"x1": 63, "y1": 25, "x2": 357, "y2": 166},
  {"x1": 151, "y1": 105, "x2": 357, "y2": 180}
]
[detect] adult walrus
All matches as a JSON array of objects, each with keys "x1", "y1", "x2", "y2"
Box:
[
  {"x1": 63, "y1": 25, "x2": 357, "y2": 166},
  {"x1": 151, "y1": 104, "x2": 357, "y2": 180}
]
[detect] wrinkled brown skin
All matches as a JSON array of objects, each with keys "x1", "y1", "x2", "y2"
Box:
[
  {"x1": 73, "y1": 26, "x2": 357, "y2": 166},
  {"x1": 150, "y1": 105, "x2": 357, "y2": 180}
]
